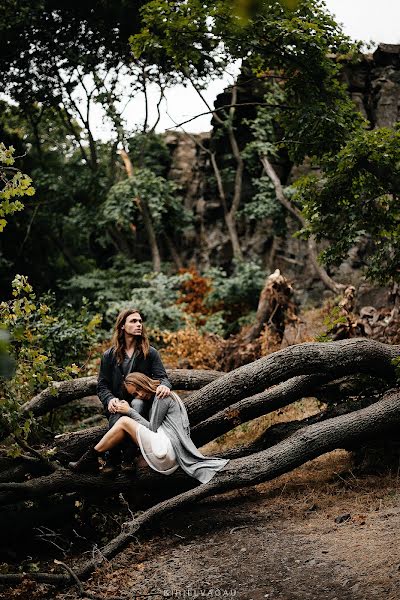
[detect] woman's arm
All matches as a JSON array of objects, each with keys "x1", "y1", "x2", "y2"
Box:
[
  {"x1": 118, "y1": 396, "x2": 171, "y2": 432},
  {"x1": 146, "y1": 395, "x2": 171, "y2": 432}
]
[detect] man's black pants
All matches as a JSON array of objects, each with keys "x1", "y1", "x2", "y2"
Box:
[{"x1": 106, "y1": 398, "x2": 148, "y2": 464}]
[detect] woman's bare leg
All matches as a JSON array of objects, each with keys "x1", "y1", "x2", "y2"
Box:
[
  {"x1": 95, "y1": 422, "x2": 126, "y2": 453},
  {"x1": 95, "y1": 416, "x2": 140, "y2": 453}
]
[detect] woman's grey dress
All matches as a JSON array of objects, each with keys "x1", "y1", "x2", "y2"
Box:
[{"x1": 127, "y1": 392, "x2": 229, "y2": 484}]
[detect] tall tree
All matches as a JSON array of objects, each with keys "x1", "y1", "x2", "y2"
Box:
[{"x1": 131, "y1": 0, "x2": 362, "y2": 271}]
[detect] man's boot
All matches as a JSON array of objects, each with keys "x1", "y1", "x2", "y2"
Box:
[{"x1": 68, "y1": 447, "x2": 100, "y2": 473}]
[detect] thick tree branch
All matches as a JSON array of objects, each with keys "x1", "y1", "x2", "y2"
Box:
[
  {"x1": 185, "y1": 339, "x2": 399, "y2": 426},
  {"x1": 19, "y1": 369, "x2": 222, "y2": 421},
  {"x1": 119, "y1": 148, "x2": 161, "y2": 272},
  {"x1": 261, "y1": 155, "x2": 346, "y2": 294},
  {"x1": 191, "y1": 373, "x2": 329, "y2": 446}
]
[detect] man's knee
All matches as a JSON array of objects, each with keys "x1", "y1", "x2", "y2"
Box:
[
  {"x1": 108, "y1": 413, "x2": 122, "y2": 429},
  {"x1": 130, "y1": 398, "x2": 148, "y2": 417}
]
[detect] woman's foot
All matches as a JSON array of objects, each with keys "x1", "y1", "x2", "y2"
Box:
[{"x1": 68, "y1": 447, "x2": 100, "y2": 473}]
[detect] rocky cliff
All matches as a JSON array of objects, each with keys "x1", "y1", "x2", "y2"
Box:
[{"x1": 165, "y1": 45, "x2": 400, "y2": 306}]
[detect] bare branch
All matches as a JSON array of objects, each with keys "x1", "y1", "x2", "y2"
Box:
[
  {"x1": 165, "y1": 102, "x2": 287, "y2": 130},
  {"x1": 261, "y1": 155, "x2": 346, "y2": 294}
]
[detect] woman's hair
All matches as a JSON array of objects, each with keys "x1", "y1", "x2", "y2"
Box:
[
  {"x1": 124, "y1": 372, "x2": 160, "y2": 395},
  {"x1": 111, "y1": 308, "x2": 150, "y2": 364}
]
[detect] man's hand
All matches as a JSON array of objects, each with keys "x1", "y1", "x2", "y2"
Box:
[
  {"x1": 156, "y1": 384, "x2": 170, "y2": 399},
  {"x1": 108, "y1": 398, "x2": 119, "y2": 414},
  {"x1": 115, "y1": 400, "x2": 131, "y2": 414}
]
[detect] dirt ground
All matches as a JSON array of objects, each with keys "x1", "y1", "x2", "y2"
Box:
[{"x1": 6, "y1": 450, "x2": 400, "y2": 600}]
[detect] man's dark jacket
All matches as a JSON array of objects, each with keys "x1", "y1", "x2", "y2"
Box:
[{"x1": 97, "y1": 346, "x2": 171, "y2": 414}]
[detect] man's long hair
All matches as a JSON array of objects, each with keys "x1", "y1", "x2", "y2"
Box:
[{"x1": 111, "y1": 308, "x2": 150, "y2": 364}]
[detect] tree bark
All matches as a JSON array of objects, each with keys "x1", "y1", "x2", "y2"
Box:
[
  {"x1": 54, "y1": 374, "x2": 328, "y2": 463},
  {"x1": 2, "y1": 388, "x2": 398, "y2": 586},
  {"x1": 191, "y1": 373, "x2": 329, "y2": 447},
  {"x1": 19, "y1": 369, "x2": 222, "y2": 421},
  {"x1": 2, "y1": 341, "x2": 398, "y2": 491},
  {"x1": 185, "y1": 339, "x2": 399, "y2": 426},
  {"x1": 163, "y1": 232, "x2": 184, "y2": 270},
  {"x1": 210, "y1": 152, "x2": 243, "y2": 261}
]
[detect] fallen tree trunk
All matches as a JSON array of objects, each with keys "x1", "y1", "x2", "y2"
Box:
[
  {"x1": 54, "y1": 374, "x2": 329, "y2": 463},
  {"x1": 20, "y1": 338, "x2": 397, "y2": 429},
  {"x1": 54, "y1": 372, "x2": 387, "y2": 463},
  {"x1": 9, "y1": 340, "x2": 397, "y2": 444},
  {"x1": 2, "y1": 387, "x2": 399, "y2": 586},
  {"x1": 185, "y1": 339, "x2": 399, "y2": 425},
  {"x1": 0, "y1": 380, "x2": 390, "y2": 507},
  {"x1": 2, "y1": 340, "x2": 396, "y2": 494},
  {"x1": 54, "y1": 426, "x2": 107, "y2": 463},
  {"x1": 18, "y1": 369, "x2": 223, "y2": 421},
  {"x1": 191, "y1": 373, "x2": 329, "y2": 446},
  {"x1": 221, "y1": 393, "x2": 380, "y2": 460}
]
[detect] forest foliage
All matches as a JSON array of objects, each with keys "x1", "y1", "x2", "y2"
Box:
[{"x1": 1, "y1": 0, "x2": 399, "y2": 444}]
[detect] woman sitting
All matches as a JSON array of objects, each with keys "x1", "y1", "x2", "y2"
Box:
[{"x1": 69, "y1": 372, "x2": 229, "y2": 484}]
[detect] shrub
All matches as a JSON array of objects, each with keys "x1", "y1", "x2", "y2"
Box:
[
  {"x1": 205, "y1": 260, "x2": 266, "y2": 335},
  {"x1": 0, "y1": 275, "x2": 100, "y2": 451},
  {"x1": 158, "y1": 326, "x2": 223, "y2": 370},
  {"x1": 105, "y1": 271, "x2": 191, "y2": 333}
]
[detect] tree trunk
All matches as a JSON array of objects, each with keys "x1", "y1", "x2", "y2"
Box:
[
  {"x1": 261, "y1": 155, "x2": 346, "y2": 294},
  {"x1": 185, "y1": 338, "x2": 399, "y2": 426},
  {"x1": 191, "y1": 373, "x2": 330, "y2": 446},
  {"x1": 140, "y1": 196, "x2": 161, "y2": 272},
  {"x1": 1, "y1": 339, "x2": 398, "y2": 505},
  {"x1": 209, "y1": 152, "x2": 243, "y2": 261},
  {"x1": 119, "y1": 148, "x2": 162, "y2": 272},
  {"x1": 19, "y1": 369, "x2": 222, "y2": 421},
  {"x1": 163, "y1": 232, "x2": 184, "y2": 270},
  {"x1": 242, "y1": 268, "x2": 295, "y2": 344},
  {"x1": 1, "y1": 388, "x2": 399, "y2": 586}
]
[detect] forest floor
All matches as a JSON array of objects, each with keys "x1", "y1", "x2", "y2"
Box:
[{"x1": 7, "y1": 450, "x2": 400, "y2": 600}]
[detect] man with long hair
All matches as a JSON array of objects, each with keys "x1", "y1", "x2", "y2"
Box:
[{"x1": 97, "y1": 308, "x2": 171, "y2": 472}]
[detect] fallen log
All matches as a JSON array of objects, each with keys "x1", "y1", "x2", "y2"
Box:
[
  {"x1": 18, "y1": 369, "x2": 223, "y2": 421},
  {"x1": 221, "y1": 393, "x2": 381, "y2": 459},
  {"x1": 191, "y1": 373, "x2": 330, "y2": 446},
  {"x1": 21, "y1": 337, "x2": 395, "y2": 430},
  {"x1": 54, "y1": 426, "x2": 107, "y2": 463},
  {"x1": 54, "y1": 374, "x2": 329, "y2": 463},
  {"x1": 3, "y1": 340, "x2": 396, "y2": 493},
  {"x1": 0, "y1": 380, "x2": 391, "y2": 507},
  {"x1": 185, "y1": 339, "x2": 399, "y2": 425},
  {"x1": 54, "y1": 372, "x2": 386, "y2": 463},
  {"x1": 2, "y1": 387, "x2": 399, "y2": 586}
]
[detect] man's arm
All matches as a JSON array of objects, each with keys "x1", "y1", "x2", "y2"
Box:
[
  {"x1": 97, "y1": 350, "x2": 117, "y2": 412},
  {"x1": 150, "y1": 348, "x2": 171, "y2": 389}
]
